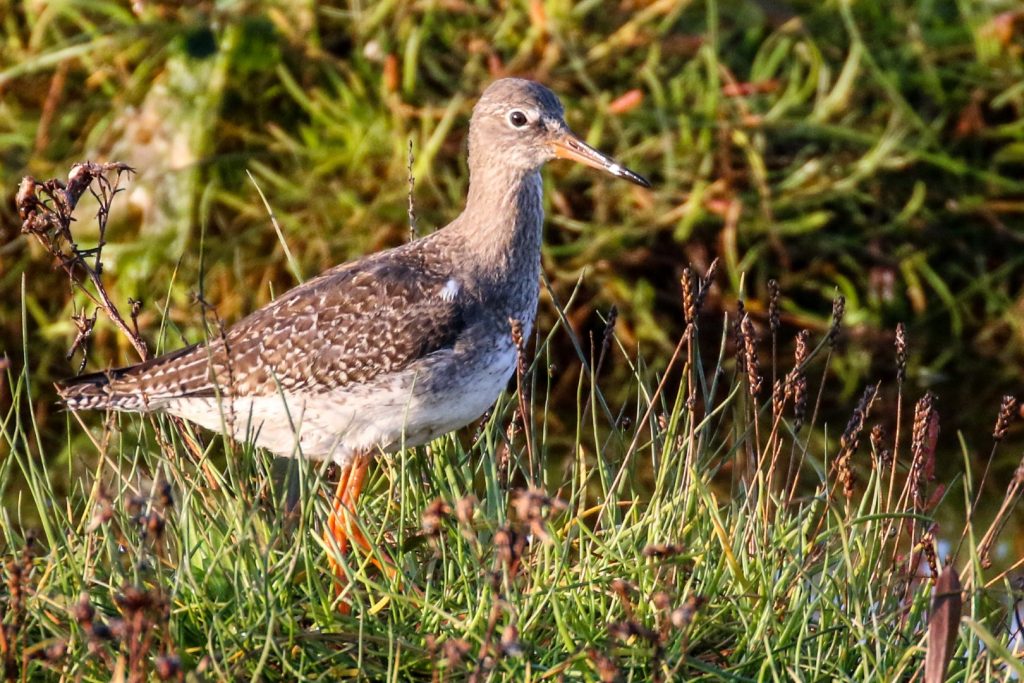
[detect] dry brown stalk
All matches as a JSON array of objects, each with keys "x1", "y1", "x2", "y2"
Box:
[
  {"x1": 509, "y1": 317, "x2": 534, "y2": 481},
  {"x1": 976, "y1": 459, "x2": 1024, "y2": 570},
  {"x1": 739, "y1": 313, "x2": 763, "y2": 515},
  {"x1": 579, "y1": 305, "x2": 621, "y2": 474},
  {"x1": 767, "y1": 278, "x2": 780, "y2": 387},
  {"x1": 887, "y1": 393, "x2": 938, "y2": 572},
  {"x1": 798, "y1": 294, "x2": 844, "y2": 455},
  {"x1": 887, "y1": 323, "x2": 908, "y2": 515},
  {"x1": 17, "y1": 163, "x2": 148, "y2": 361},
  {"x1": 782, "y1": 330, "x2": 811, "y2": 503},
  {"x1": 407, "y1": 139, "x2": 418, "y2": 241},
  {"x1": 956, "y1": 394, "x2": 1019, "y2": 562},
  {"x1": 895, "y1": 322, "x2": 907, "y2": 385},
  {"x1": 733, "y1": 300, "x2": 747, "y2": 375},
  {"x1": 19, "y1": 162, "x2": 208, "y2": 467}
]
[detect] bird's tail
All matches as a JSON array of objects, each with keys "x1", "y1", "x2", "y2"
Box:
[
  {"x1": 57, "y1": 367, "x2": 151, "y2": 411},
  {"x1": 57, "y1": 344, "x2": 200, "y2": 412}
]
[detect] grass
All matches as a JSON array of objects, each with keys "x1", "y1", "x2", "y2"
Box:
[
  {"x1": 3, "y1": 247, "x2": 1024, "y2": 679},
  {"x1": 2, "y1": 0, "x2": 1024, "y2": 680}
]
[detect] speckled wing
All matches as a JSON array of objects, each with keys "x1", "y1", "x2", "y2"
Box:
[{"x1": 58, "y1": 251, "x2": 464, "y2": 410}]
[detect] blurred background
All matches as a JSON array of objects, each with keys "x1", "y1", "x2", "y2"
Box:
[{"x1": 1, "y1": 1, "x2": 1023, "y2": 540}]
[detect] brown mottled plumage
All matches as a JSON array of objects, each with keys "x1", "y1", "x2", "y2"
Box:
[{"x1": 58, "y1": 78, "x2": 650, "y2": 467}]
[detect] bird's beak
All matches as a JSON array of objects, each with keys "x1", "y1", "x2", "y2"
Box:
[{"x1": 551, "y1": 132, "x2": 651, "y2": 188}]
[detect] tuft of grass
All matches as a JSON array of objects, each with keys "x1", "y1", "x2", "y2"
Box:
[
  {"x1": 3, "y1": 2, "x2": 1024, "y2": 679},
  {"x1": 2, "y1": 195, "x2": 1024, "y2": 677}
]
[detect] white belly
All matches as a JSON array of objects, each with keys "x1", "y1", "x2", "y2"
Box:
[{"x1": 164, "y1": 344, "x2": 517, "y2": 467}]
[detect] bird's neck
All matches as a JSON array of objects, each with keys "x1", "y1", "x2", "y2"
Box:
[{"x1": 448, "y1": 165, "x2": 544, "y2": 285}]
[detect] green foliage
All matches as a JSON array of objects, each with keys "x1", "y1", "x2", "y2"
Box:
[
  {"x1": 2, "y1": 0, "x2": 1024, "y2": 680},
  {"x1": 2, "y1": 286, "x2": 1022, "y2": 680}
]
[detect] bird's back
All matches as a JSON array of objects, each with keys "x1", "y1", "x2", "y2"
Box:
[{"x1": 58, "y1": 236, "x2": 475, "y2": 451}]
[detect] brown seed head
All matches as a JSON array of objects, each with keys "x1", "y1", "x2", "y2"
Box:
[
  {"x1": 652, "y1": 591, "x2": 672, "y2": 611},
  {"x1": 494, "y1": 526, "x2": 519, "y2": 568},
  {"x1": 695, "y1": 258, "x2": 719, "y2": 315},
  {"x1": 793, "y1": 329, "x2": 809, "y2": 367},
  {"x1": 588, "y1": 649, "x2": 619, "y2": 683},
  {"x1": 159, "y1": 482, "x2": 174, "y2": 509},
  {"x1": 72, "y1": 593, "x2": 94, "y2": 625},
  {"x1": 786, "y1": 330, "x2": 810, "y2": 431},
  {"x1": 836, "y1": 385, "x2": 877, "y2": 498},
  {"x1": 910, "y1": 393, "x2": 939, "y2": 507},
  {"x1": 115, "y1": 585, "x2": 154, "y2": 615},
  {"x1": 993, "y1": 395, "x2": 1017, "y2": 442},
  {"x1": 421, "y1": 498, "x2": 452, "y2": 537},
  {"x1": 510, "y1": 318, "x2": 525, "y2": 354},
  {"x1": 870, "y1": 424, "x2": 891, "y2": 469},
  {"x1": 895, "y1": 323, "x2": 907, "y2": 384},
  {"x1": 6, "y1": 558, "x2": 23, "y2": 604},
  {"x1": 772, "y1": 378, "x2": 785, "y2": 421},
  {"x1": 155, "y1": 655, "x2": 181, "y2": 681},
  {"x1": 827, "y1": 294, "x2": 846, "y2": 347},
  {"x1": 734, "y1": 301, "x2": 747, "y2": 374},
  {"x1": 642, "y1": 544, "x2": 685, "y2": 559},
  {"x1": 455, "y1": 495, "x2": 478, "y2": 539},
  {"x1": 921, "y1": 532, "x2": 939, "y2": 579},
  {"x1": 511, "y1": 488, "x2": 566, "y2": 543},
  {"x1": 90, "y1": 621, "x2": 115, "y2": 642},
  {"x1": 681, "y1": 268, "x2": 696, "y2": 325},
  {"x1": 670, "y1": 594, "x2": 706, "y2": 630},
  {"x1": 44, "y1": 640, "x2": 67, "y2": 663},
  {"x1": 608, "y1": 620, "x2": 658, "y2": 643},
  {"x1": 88, "y1": 493, "x2": 114, "y2": 532},
  {"x1": 443, "y1": 638, "x2": 471, "y2": 668},
  {"x1": 741, "y1": 315, "x2": 762, "y2": 398},
  {"x1": 144, "y1": 511, "x2": 165, "y2": 540},
  {"x1": 500, "y1": 624, "x2": 523, "y2": 657},
  {"x1": 16, "y1": 177, "x2": 37, "y2": 220}
]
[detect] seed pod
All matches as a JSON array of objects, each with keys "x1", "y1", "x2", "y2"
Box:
[
  {"x1": 993, "y1": 395, "x2": 1017, "y2": 442},
  {"x1": 827, "y1": 294, "x2": 846, "y2": 347},
  {"x1": 767, "y1": 279, "x2": 780, "y2": 335},
  {"x1": 895, "y1": 323, "x2": 907, "y2": 384}
]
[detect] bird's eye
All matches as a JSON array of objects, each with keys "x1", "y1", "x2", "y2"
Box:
[{"x1": 508, "y1": 110, "x2": 529, "y2": 128}]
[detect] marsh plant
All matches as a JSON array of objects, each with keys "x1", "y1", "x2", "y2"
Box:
[{"x1": 0, "y1": 164, "x2": 1022, "y2": 680}]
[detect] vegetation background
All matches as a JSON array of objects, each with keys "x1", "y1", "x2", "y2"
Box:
[{"x1": 1, "y1": 0, "x2": 1024, "y2": 680}]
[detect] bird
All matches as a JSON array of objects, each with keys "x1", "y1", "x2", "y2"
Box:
[{"x1": 58, "y1": 78, "x2": 650, "y2": 606}]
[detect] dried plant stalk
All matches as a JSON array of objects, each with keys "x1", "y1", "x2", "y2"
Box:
[{"x1": 17, "y1": 163, "x2": 149, "y2": 362}]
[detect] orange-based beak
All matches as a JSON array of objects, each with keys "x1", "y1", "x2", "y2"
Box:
[{"x1": 551, "y1": 132, "x2": 651, "y2": 188}]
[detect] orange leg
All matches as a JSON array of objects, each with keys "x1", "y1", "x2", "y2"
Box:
[{"x1": 323, "y1": 454, "x2": 396, "y2": 612}]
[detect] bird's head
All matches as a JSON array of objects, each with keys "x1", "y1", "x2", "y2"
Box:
[{"x1": 468, "y1": 78, "x2": 650, "y2": 188}]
